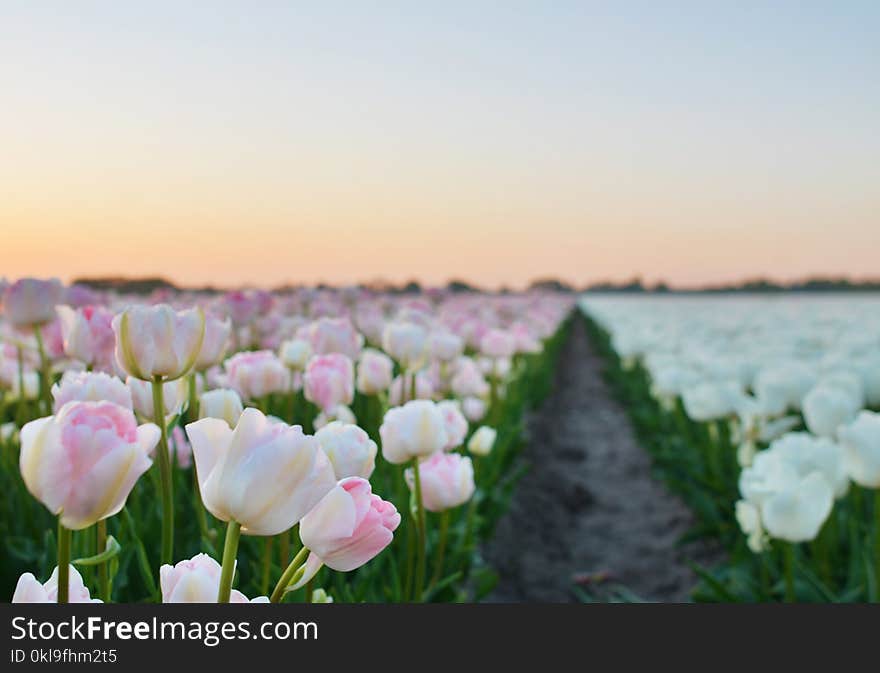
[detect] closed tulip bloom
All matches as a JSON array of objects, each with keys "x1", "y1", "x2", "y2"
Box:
[
  {"x1": 3, "y1": 277, "x2": 64, "y2": 327},
  {"x1": 112, "y1": 304, "x2": 205, "y2": 381},
  {"x1": 195, "y1": 313, "x2": 232, "y2": 371},
  {"x1": 379, "y1": 400, "x2": 449, "y2": 464},
  {"x1": 451, "y1": 359, "x2": 490, "y2": 398},
  {"x1": 279, "y1": 338, "x2": 312, "y2": 370},
  {"x1": 20, "y1": 401, "x2": 158, "y2": 530},
  {"x1": 127, "y1": 376, "x2": 188, "y2": 422},
  {"x1": 12, "y1": 566, "x2": 101, "y2": 603},
  {"x1": 405, "y1": 452, "x2": 475, "y2": 512},
  {"x1": 52, "y1": 371, "x2": 133, "y2": 413},
  {"x1": 185, "y1": 408, "x2": 336, "y2": 535},
  {"x1": 356, "y1": 348, "x2": 393, "y2": 395},
  {"x1": 802, "y1": 384, "x2": 860, "y2": 438},
  {"x1": 438, "y1": 400, "x2": 468, "y2": 450},
  {"x1": 429, "y1": 329, "x2": 464, "y2": 362},
  {"x1": 160, "y1": 554, "x2": 268, "y2": 603},
  {"x1": 314, "y1": 421, "x2": 377, "y2": 479},
  {"x1": 761, "y1": 472, "x2": 833, "y2": 543},
  {"x1": 198, "y1": 388, "x2": 244, "y2": 428},
  {"x1": 224, "y1": 350, "x2": 290, "y2": 400},
  {"x1": 56, "y1": 304, "x2": 116, "y2": 369},
  {"x1": 461, "y1": 396, "x2": 487, "y2": 422},
  {"x1": 292, "y1": 477, "x2": 400, "y2": 588},
  {"x1": 480, "y1": 328, "x2": 516, "y2": 360},
  {"x1": 837, "y1": 411, "x2": 880, "y2": 488},
  {"x1": 296, "y1": 317, "x2": 363, "y2": 360},
  {"x1": 382, "y1": 321, "x2": 429, "y2": 371},
  {"x1": 467, "y1": 425, "x2": 497, "y2": 456},
  {"x1": 304, "y1": 354, "x2": 354, "y2": 412}
]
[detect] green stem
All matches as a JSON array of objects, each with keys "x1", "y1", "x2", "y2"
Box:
[
  {"x1": 187, "y1": 372, "x2": 198, "y2": 423},
  {"x1": 33, "y1": 326, "x2": 53, "y2": 414},
  {"x1": 151, "y1": 378, "x2": 174, "y2": 565},
  {"x1": 15, "y1": 346, "x2": 27, "y2": 425},
  {"x1": 411, "y1": 457, "x2": 427, "y2": 602},
  {"x1": 57, "y1": 519, "x2": 71, "y2": 604},
  {"x1": 288, "y1": 371, "x2": 298, "y2": 423},
  {"x1": 784, "y1": 543, "x2": 795, "y2": 603},
  {"x1": 278, "y1": 530, "x2": 291, "y2": 570},
  {"x1": 96, "y1": 519, "x2": 110, "y2": 601},
  {"x1": 304, "y1": 579, "x2": 314, "y2": 603},
  {"x1": 427, "y1": 510, "x2": 450, "y2": 594},
  {"x1": 270, "y1": 544, "x2": 310, "y2": 603},
  {"x1": 192, "y1": 466, "x2": 212, "y2": 547},
  {"x1": 217, "y1": 520, "x2": 242, "y2": 603},
  {"x1": 874, "y1": 489, "x2": 880, "y2": 603}
]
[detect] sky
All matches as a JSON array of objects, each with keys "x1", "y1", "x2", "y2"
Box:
[{"x1": 1, "y1": 2, "x2": 878, "y2": 289}]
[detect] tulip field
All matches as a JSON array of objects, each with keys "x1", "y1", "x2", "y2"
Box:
[
  {"x1": 0, "y1": 278, "x2": 572, "y2": 603},
  {"x1": 581, "y1": 294, "x2": 880, "y2": 602}
]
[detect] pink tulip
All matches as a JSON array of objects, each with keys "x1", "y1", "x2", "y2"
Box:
[
  {"x1": 450, "y1": 358, "x2": 490, "y2": 398},
  {"x1": 356, "y1": 348, "x2": 393, "y2": 395},
  {"x1": 12, "y1": 566, "x2": 101, "y2": 603},
  {"x1": 304, "y1": 354, "x2": 354, "y2": 412},
  {"x1": 293, "y1": 477, "x2": 400, "y2": 588},
  {"x1": 224, "y1": 350, "x2": 290, "y2": 400},
  {"x1": 437, "y1": 400, "x2": 468, "y2": 450},
  {"x1": 429, "y1": 329, "x2": 464, "y2": 362},
  {"x1": 296, "y1": 317, "x2": 363, "y2": 360},
  {"x1": 56, "y1": 304, "x2": 116, "y2": 369},
  {"x1": 382, "y1": 321, "x2": 429, "y2": 371},
  {"x1": 314, "y1": 421, "x2": 377, "y2": 479},
  {"x1": 222, "y1": 290, "x2": 259, "y2": 327},
  {"x1": 160, "y1": 554, "x2": 268, "y2": 603},
  {"x1": 112, "y1": 304, "x2": 205, "y2": 381},
  {"x1": 461, "y1": 396, "x2": 487, "y2": 422},
  {"x1": 194, "y1": 313, "x2": 232, "y2": 371},
  {"x1": 480, "y1": 328, "x2": 516, "y2": 359},
  {"x1": 2, "y1": 277, "x2": 63, "y2": 327},
  {"x1": 51, "y1": 371, "x2": 133, "y2": 413},
  {"x1": 19, "y1": 401, "x2": 158, "y2": 529},
  {"x1": 405, "y1": 452, "x2": 475, "y2": 512}
]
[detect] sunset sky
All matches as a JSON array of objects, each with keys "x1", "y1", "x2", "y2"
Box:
[{"x1": 2, "y1": 2, "x2": 878, "y2": 289}]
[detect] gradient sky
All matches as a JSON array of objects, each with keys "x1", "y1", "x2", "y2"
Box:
[{"x1": 1, "y1": 2, "x2": 878, "y2": 289}]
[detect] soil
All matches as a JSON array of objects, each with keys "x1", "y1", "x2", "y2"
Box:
[{"x1": 483, "y1": 317, "x2": 721, "y2": 602}]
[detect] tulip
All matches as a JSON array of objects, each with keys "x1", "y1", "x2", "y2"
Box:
[
  {"x1": 467, "y1": 425, "x2": 497, "y2": 457},
  {"x1": 160, "y1": 554, "x2": 268, "y2": 603},
  {"x1": 20, "y1": 401, "x2": 157, "y2": 530},
  {"x1": 429, "y1": 329, "x2": 464, "y2": 362},
  {"x1": 195, "y1": 313, "x2": 232, "y2": 371},
  {"x1": 356, "y1": 348, "x2": 394, "y2": 395},
  {"x1": 186, "y1": 408, "x2": 336, "y2": 602},
  {"x1": 303, "y1": 354, "x2": 354, "y2": 412},
  {"x1": 437, "y1": 400, "x2": 468, "y2": 450},
  {"x1": 802, "y1": 384, "x2": 860, "y2": 438},
  {"x1": 12, "y1": 566, "x2": 101, "y2": 603},
  {"x1": 224, "y1": 350, "x2": 290, "y2": 401},
  {"x1": 279, "y1": 478, "x2": 400, "y2": 595},
  {"x1": 451, "y1": 359, "x2": 489, "y2": 398},
  {"x1": 379, "y1": 400, "x2": 449, "y2": 465},
  {"x1": 382, "y1": 321, "x2": 429, "y2": 371},
  {"x1": 313, "y1": 404, "x2": 357, "y2": 430},
  {"x1": 2, "y1": 277, "x2": 63, "y2": 327},
  {"x1": 112, "y1": 304, "x2": 205, "y2": 381},
  {"x1": 52, "y1": 370, "x2": 133, "y2": 412},
  {"x1": 127, "y1": 376, "x2": 187, "y2": 423},
  {"x1": 405, "y1": 452, "x2": 475, "y2": 512},
  {"x1": 170, "y1": 426, "x2": 193, "y2": 469},
  {"x1": 838, "y1": 411, "x2": 880, "y2": 488},
  {"x1": 279, "y1": 338, "x2": 312, "y2": 370},
  {"x1": 199, "y1": 388, "x2": 244, "y2": 427},
  {"x1": 480, "y1": 328, "x2": 516, "y2": 360},
  {"x1": 461, "y1": 396, "x2": 487, "y2": 422},
  {"x1": 296, "y1": 317, "x2": 363, "y2": 360},
  {"x1": 56, "y1": 304, "x2": 116, "y2": 370},
  {"x1": 314, "y1": 421, "x2": 377, "y2": 479}
]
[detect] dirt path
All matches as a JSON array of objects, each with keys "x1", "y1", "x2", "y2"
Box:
[{"x1": 483, "y1": 317, "x2": 718, "y2": 602}]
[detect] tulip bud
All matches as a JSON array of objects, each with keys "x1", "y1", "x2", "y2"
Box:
[
  {"x1": 314, "y1": 421, "x2": 377, "y2": 479},
  {"x1": 195, "y1": 313, "x2": 232, "y2": 371},
  {"x1": 185, "y1": 408, "x2": 336, "y2": 535},
  {"x1": 405, "y1": 452, "x2": 475, "y2": 512},
  {"x1": 304, "y1": 354, "x2": 354, "y2": 412},
  {"x1": 279, "y1": 338, "x2": 312, "y2": 370},
  {"x1": 313, "y1": 404, "x2": 356, "y2": 430},
  {"x1": 461, "y1": 396, "x2": 487, "y2": 422},
  {"x1": 20, "y1": 401, "x2": 158, "y2": 529},
  {"x1": 199, "y1": 388, "x2": 244, "y2": 428},
  {"x1": 112, "y1": 304, "x2": 205, "y2": 381},
  {"x1": 292, "y1": 477, "x2": 400, "y2": 588},
  {"x1": 437, "y1": 400, "x2": 468, "y2": 450},
  {"x1": 379, "y1": 400, "x2": 448, "y2": 465},
  {"x1": 160, "y1": 554, "x2": 268, "y2": 603},
  {"x1": 311, "y1": 588, "x2": 333, "y2": 603},
  {"x1": 52, "y1": 370, "x2": 133, "y2": 413},
  {"x1": 55, "y1": 304, "x2": 116, "y2": 369},
  {"x1": 224, "y1": 350, "x2": 290, "y2": 401},
  {"x1": 356, "y1": 348, "x2": 393, "y2": 395},
  {"x1": 3, "y1": 278, "x2": 64, "y2": 327},
  {"x1": 467, "y1": 425, "x2": 497, "y2": 456},
  {"x1": 127, "y1": 376, "x2": 188, "y2": 423},
  {"x1": 12, "y1": 566, "x2": 101, "y2": 603}
]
